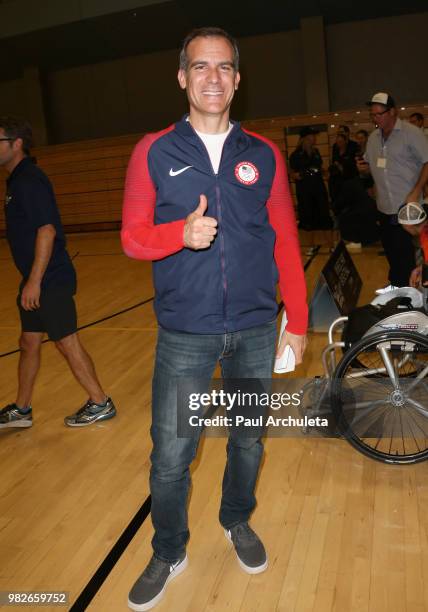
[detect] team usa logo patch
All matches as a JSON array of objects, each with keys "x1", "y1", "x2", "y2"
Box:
[{"x1": 234, "y1": 161, "x2": 259, "y2": 185}]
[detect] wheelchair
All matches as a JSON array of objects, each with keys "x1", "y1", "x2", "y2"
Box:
[{"x1": 301, "y1": 286, "x2": 428, "y2": 464}]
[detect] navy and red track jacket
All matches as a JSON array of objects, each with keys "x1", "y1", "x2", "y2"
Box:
[{"x1": 121, "y1": 116, "x2": 307, "y2": 335}]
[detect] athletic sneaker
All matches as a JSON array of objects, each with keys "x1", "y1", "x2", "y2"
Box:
[
  {"x1": 0, "y1": 404, "x2": 32, "y2": 429},
  {"x1": 225, "y1": 522, "x2": 268, "y2": 574},
  {"x1": 64, "y1": 397, "x2": 116, "y2": 427},
  {"x1": 128, "y1": 554, "x2": 188, "y2": 611}
]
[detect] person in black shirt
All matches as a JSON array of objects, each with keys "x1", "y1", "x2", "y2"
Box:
[
  {"x1": 330, "y1": 127, "x2": 379, "y2": 246},
  {"x1": 0, "y1": 116, "x2": 116, "y2": 429},
  {"x1": 332, "y1": 125, "x2": 359, "y2": 158},
  {"x1": 289, "y1": 126, "x2": 331, "y2": 231},
  {"x1": 329, "y1": 132, "x2": 359, "y2": 202},
  {"x1": 355, "y1": 129, "x2": 369, "y2": 155},
  {"x1": 329, "y1": 126, "x2": 358, "y2": 197}
]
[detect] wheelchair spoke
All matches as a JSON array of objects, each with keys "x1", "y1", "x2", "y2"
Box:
[
  {"x1": 388, "y1": 408, "x2": 400, "y2": 456},
  {"x1": 406, "y1": 363, "x2": 428, "y2": 394},
  {"x1": 379, "y1": 346, "x2": 399, "y2": 388},
  {"x1": 406, "y1": 417, "x2": 422, "y2": 453},
  {"x1": 406, "y1": 397, "x2": 428, "y2": 418},
  {"x1": 349, "y1": 399, "x2": 388, "y2": 426},
  {"x1": 346, "y1": 367, "x2": 387, "y2": 378},
  {"x1": 398, "y1": 408, "x2": 406, "y2": 455},
  {"x1": 403, "y1": 406, "x2": 428, "y2": 439}
]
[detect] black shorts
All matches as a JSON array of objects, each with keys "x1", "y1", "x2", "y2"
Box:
[{"x1": 17, "y1": 286, "x2": 77, "y2": 341}]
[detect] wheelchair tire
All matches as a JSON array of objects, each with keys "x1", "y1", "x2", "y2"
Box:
[{"x1": 331, "y1": 330, "x2": 428, "y2": 464}]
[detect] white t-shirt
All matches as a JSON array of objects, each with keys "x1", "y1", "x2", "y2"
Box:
[{"x1": 194, "y1": 124, "x2": 233, "y2": 174}]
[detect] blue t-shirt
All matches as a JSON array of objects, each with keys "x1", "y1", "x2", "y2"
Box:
[{"x1": 5, "y1": 157, "x2": 76, "y2": 291}]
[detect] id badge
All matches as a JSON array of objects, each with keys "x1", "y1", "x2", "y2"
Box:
[{"x1": 377, "y1": 157, "x2": 387, "y2": 168}]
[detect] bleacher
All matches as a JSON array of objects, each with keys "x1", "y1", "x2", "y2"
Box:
[{"x1": 0, "y1": 104, "x2": 426, "y2": 235}]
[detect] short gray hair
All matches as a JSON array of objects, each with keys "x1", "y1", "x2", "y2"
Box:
[{"x1": 179, "y1": 27, "x2": 239, "y2": 72}]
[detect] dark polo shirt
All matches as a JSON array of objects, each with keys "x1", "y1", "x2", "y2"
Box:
[{"x1": 5, "y1": 157, "x2": 76, "y2": 291}]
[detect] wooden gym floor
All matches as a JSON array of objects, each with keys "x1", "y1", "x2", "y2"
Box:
[{"x1": 1, "y1": 231, "x2": 427, "y2": 612}]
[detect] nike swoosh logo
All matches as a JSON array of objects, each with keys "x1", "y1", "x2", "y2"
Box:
[{"x1": 169, "y1": 166, "x2": 193, "y2": 177}]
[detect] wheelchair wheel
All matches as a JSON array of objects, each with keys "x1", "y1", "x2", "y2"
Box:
[
  {"x1": 299, "y1": 377, "x2": 338, "y2": 436},
  {"x1": 331, "y1": 330, "x2": 428, "y2": 464}
]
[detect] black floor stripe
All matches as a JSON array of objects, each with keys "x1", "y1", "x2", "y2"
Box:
[
  {"x1": 65, "y1": 226, "x2": 120, "y2": 235},
  {"x1": 75, "y1": 252, "x2": 124, "y2": 257},
  {"x1": 0, "y1": 296, "x2": 154, "y2": 359},
  {"x1": 76, "y1": 297, "x2": 154, "y2": 333},
  {"x1": 2, "y1": 248, "x2": 122, "y2": 263},
  {"x1": 303, "y1": 244, "x2": 321, "y2": 270},
  {"x1": 277, "y1": 244, "x2": 320, "y2": 314},
  {"x1": 69, "y1": 496, "x2": 152, "y2": 612}
]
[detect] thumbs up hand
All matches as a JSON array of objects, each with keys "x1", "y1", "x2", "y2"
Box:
[{"x1": 183, "y1": 195, "x2": 218, "y2": 250}]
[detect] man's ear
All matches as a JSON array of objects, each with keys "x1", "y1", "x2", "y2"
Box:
[
  {"x1": 177, "y1": 69, "x2": 187, "y2": 90},
  {"x1": 234, "y1": 71, "x2": 241, "y2": 91},
  {"x1": 12, "y1": 137, "x2": 23, "y2": 153}
]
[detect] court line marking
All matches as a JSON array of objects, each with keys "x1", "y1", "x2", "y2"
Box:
[
  {"x1": 75, "y1": 252, "x2": 124, "y2": 257},
  {"x1": 79, "y1": 326, "x2": 158, "y2": 332},
  {"x1": 68, "y1": 496, "x2": 152, "y2": 612},
  {"x1": 0, "y1": 296, "x2": 155, "y2": 358}
]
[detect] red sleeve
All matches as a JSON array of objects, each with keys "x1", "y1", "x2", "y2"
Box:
[
  {"x1": 244, "y1": 130, "x2": 308, "y2": 334},
  {"x1": 121, "y1": 131, "x2": 186, "y2": 260},
  {"x1": 421, "y1": 225, "x2": 428, "y2": 263}
]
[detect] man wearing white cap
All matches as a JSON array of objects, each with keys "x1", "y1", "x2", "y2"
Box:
[
  {"x1": 357, "y1": 92, "x2": 428, "y2": 291},
  {"x1": 397, "y1": 201, "x2": 428, "y2": 288}
]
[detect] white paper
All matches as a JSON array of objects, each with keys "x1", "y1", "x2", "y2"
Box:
[{"x1": 274, "y1": 311, "x2": 296, "y2": 373}]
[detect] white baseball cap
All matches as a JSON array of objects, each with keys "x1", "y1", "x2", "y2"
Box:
[
  {"x1": 398, "y1": 201, "x2": 427, "y2": 225},
  {"x1": 366, "y1": 92, "x2": 396, "y2": 108}
]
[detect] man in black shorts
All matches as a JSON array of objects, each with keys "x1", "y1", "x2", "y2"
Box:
[{"x1": 0, "y1": 116, "x2": 116, "y2": 428}]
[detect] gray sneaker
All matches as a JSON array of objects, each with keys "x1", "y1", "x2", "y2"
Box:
[
  {"x1": 0, "y1": 404, "x2": 32, "y2": 429},
  {"x1": 225, "y1": 523, "x2": 268, "y2": 574},
  {"x1": 64, "y1": 397, "x2": 116, "y2": 427},
  {"x1": 128, "y1": 554, "x2": 188, "y2": 611}
]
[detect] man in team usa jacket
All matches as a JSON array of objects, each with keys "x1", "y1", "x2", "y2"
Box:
[{"x1": 122, "y1": 27, "x2": 308, "y2": 611}]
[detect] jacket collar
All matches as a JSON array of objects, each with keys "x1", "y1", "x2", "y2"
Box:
[
  {"x1": 6, "y1": 156, "x2": 33, "y2": 185},
  {"x1": 176, "y1": 114, "x2": 242, "y2": 140},
  {"x1": 175, "y1": 114, "x2": 249, "y2": 158}
]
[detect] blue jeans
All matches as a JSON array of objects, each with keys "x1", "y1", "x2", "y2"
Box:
[{"x1": 150, "y1": 320, "x2": 277, "y2": 562}]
